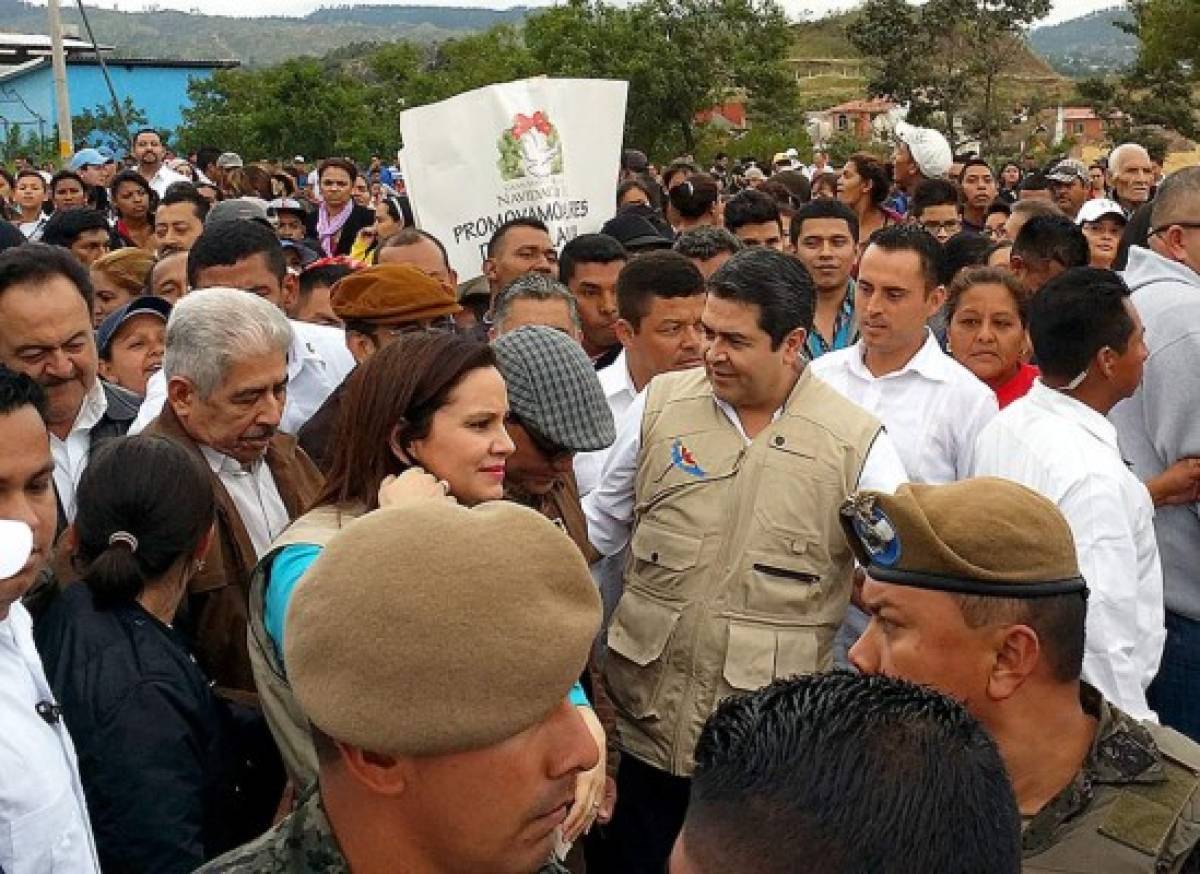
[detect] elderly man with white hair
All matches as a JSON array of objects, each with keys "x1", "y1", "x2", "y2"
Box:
[
  {"x1": 147, "y1": 289, "x2": 323, "y2": 694},
  {"x1": 1108, "y1": 142, "x2": 1155, "y2": 214}
]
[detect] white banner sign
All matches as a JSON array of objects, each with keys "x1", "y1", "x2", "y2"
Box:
[{"x1": 399, "y1": 77, "x2": 629, "y2": 279}]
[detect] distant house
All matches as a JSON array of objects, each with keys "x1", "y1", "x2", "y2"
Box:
[
  {"x1": 695, "y1": 99, "x2": 748, "y2": 131},
  {"x1": 1058, "y1": 105, "x2": 1127, "y2": 145},
  {"x1": 811, "y1": 98, "x2": 897, "y2": 143},
  {"x1": 0, "y1": 33, "x2": 237, "y2": 150}
]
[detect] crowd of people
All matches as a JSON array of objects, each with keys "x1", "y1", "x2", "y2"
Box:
[{"x1": 2, "y1": 116, "x2": 1200, "y2": 874}]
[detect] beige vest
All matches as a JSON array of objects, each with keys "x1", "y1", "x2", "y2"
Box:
[
  {"x1": 1024, "y1": 723, "x2": 1200, "y2": 873},
  {"x1": 604, "y1": 367, "x2": 881, "y2": 776},
  {"x1": 247, "y1": 504, "x2": 361, "y2": 791}
]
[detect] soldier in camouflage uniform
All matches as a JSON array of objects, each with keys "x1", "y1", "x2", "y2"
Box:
[
  {"x1": 196, "y1": 499, "x2": 602, "y2": 874},
  {"x1": 843, "y1": 478, "x2": 1200, "y2": 873}
]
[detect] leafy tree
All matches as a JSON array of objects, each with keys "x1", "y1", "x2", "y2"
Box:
[
  {"x1": 1116, "y1": 0, "x2": 1199, "y2": 139},
  {"x1": 848, "y1": 0, "x2": 1051, "y2": 153},
  {"x1": 73, "y1": 98, "x2": 148, "y2": 152}
]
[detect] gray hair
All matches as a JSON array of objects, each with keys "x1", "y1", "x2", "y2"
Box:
[
  {"x1": 492, "y1": 272, "x2": 581, "y2": 333},
  {"x1": 673, "y1": 225, "x2": 743, "y2": 261},
  {"x1": 164, "y1": 288, "x2": 293, "y2": 398},
  {"x1": 1109, "y1": 143, "x2": 1150, "y2": 177},
  {"x1": 1151, "y1": 166, "x2": 1200, "y2": 228}
]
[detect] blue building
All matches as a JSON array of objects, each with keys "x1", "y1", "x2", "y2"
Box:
[{"x1": 0, "y1": 33, "x2": 237, "y2": 152}]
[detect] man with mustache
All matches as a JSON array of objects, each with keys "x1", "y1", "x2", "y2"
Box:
[
  {"x1": 583, "y1": 247, "x2": 907, "y2": 873},
  {"x1": 0, "y1": 244, "x2": 142, "y2": 534},
  {"x1": 197, "y1": 501, "x2": 601, "y2": 874},
  {"x1": 1109, "y1": 143, "x2": 1156, "y2": 216},
  {"x1": 147, "y1": 290, "x2": 323, "y2": 694}
]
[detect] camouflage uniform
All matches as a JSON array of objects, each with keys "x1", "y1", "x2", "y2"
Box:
[
  {"x1": 194, "y1": 786, "x2": 571, "y2": 873},
  {"x1": 1023, "y1": 686, "x2": 1200, "y2": 873}
]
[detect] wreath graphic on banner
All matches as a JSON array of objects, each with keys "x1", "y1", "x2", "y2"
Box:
[{"x1": 498, "y1": 111, "x2": 563, "y2": 180}]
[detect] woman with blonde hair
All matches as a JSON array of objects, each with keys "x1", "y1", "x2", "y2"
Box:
[{"x1": 90, "y1": 247, "x2": 156, "y2": 326}]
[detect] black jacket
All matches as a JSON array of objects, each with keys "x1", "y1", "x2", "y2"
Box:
[
  {"x1": 303, "y1": 202, "x2": 375, "y2": 257},
  {"x1": 35, "y1": 584, "x2": 283, "y2": 874}
]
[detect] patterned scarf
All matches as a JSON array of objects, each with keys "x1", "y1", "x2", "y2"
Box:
[{"x1": 315, "y1": 200, "x2": 353, "y2": 257}]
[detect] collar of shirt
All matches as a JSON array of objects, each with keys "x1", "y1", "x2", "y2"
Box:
[
  {"x1": 200, "y1": 443, "x2": 259, "y2": 477},
  {"x1": 54, "y1": 379, "x2": 108, "y2": 446},
  {"x1": 287, "y1": 327, "x2": 326, "y2": 384},
  {"x1": 713, "y1": 395, "x2": 783, "y2": 444},
  {"x1": 1024, "y1": 379, "x2": 1120, "y2": 453},
  {"x1": 846, "y1": 329, "x2": 952, "y2": 384},
  {"x1": 807, "y1": 282, "x2": 857, "y2": 359},
  {"x1": 598, "y1": 349, "x2": 637, "y2": 408}
]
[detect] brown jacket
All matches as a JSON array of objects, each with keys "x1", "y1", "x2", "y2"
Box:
[{"x1": 148, "y1": 404, "x2": 324, "y2": 693}]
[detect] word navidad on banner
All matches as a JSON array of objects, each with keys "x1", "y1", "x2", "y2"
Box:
[{"x1": 399, "y1": 77, "x2": 630, "y2": 280}]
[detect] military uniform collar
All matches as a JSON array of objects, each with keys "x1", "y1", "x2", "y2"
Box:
[{"x1": 1021, "y1": 684, "x2": 1165, "y2": 855}]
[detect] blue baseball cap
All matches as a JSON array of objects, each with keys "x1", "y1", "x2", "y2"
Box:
[
  {"x1": 69, "y1": 148, "x2": 107, "y2": 171},
  {"x1": 96, "y1": 295, "x2": 172, "y2": 358}
]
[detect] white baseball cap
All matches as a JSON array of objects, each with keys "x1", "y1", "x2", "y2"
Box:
[
  {"x1": 895, "y1": 121, "x2": 953, "y2": 180},
  {"x1": 1076, "y1": 198, "x2": 1128, "y2": 226},
  {"x1": 0, "y1": 520, "x2": 33, "y2": 581}
]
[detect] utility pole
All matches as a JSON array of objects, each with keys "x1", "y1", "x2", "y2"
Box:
[{"x1": 47, "y1": 0, "x2": 74, "y2": 160}]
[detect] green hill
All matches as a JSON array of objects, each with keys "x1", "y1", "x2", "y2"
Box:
[
  {"x1": 1027, "y1": 9, "x2": 1138, "y2": 77},
  {"x1": 0, "y1": 0, "x2": 517, "y2": 67}
]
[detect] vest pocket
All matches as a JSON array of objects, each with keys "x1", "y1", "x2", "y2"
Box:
[
  {"x1": 722, "y1": 620, "x2": 820, "y2": 693},
  {"x1": 628, "y1": 523, "x2": 703, "y2": 591},
  {"x1": 605, "y1": 591, "x2": 683, "y2": 720}
]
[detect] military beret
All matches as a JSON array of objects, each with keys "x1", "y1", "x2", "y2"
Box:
[
  {"x1": 285, "y1": 500, "x2": 601, "y2": 757},
  {"x1": 331, "y1": 263, "x2": 462, "y2": 323},
  {"x1": 839, "y1": 478, "x2": 1086, "y2": 598}
]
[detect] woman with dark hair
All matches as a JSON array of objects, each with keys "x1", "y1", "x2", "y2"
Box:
[
  {"x1": 36, "y1": 435, "x2": 284, "y2": 874},
  {"x1": 49, "y1": 169, "x2": 88, "y2": 212},
  {"x1": 666, "y1": 172, "x2": 720, "y2": 231},
  {"x1": 836, "y1": 152, "x2": 900, "y2": 246},
  {"x1": 248, "y1": 333, "x2": 514, "y2": 786},
  {"x1": 12, "y1": 169, "x2": 48, "y2": 239},
  {"x1": 0, "y1": 166, "x2": 15, "y2": 219},
  {"x1": 998, "y1": 161, "x2": 1023, "y2": 204},
  {"x1": 304, "y1": 157, "x2": 375, "y2": 256},
  {"x1": 110, "y1": 170, "x2": 157, "y2": 250},
  {"x1": 946, "y1": 265, "x2": 1037, "y2": 408},
  {"x1": 350, "y1": 193, "x2": 408, "y2": 261},
  {"x1": 617, "y1": 176, "x2": 660, "y2": 211}
]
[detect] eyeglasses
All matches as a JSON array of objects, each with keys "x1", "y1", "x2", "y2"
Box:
[
  {"x1": 920, "y1": 220, "x2": 962, "y2": 235},
  {"x1": 1150, "y1": 222, "x2": 1200, "y2": 237},
  {"x1": 384, "y1": 315, "x2": 458, "y2": 338},
  {"x1": 506, "y1": 412, "x2": 571, "y2": 462}
]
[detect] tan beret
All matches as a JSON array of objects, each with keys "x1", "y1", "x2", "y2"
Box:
[
  {"x1": 839, "y1": 478, "x2": 1086, "y2": 597},
  {"x1": 331, "y1": 263, "x2": 462, "y2": 322},
  {"x1": 285, "y1": 500, "x2": 600, "y2": 756}
]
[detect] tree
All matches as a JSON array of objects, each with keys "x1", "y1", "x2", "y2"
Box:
[
  {"x1": 523, "y1": 0, "x2": 798, "y2": 157},
  {"x1": 1116, "y1": 0, "x2": 1200, "y2": 139},
  {"x1": 73, "y1": 98, "x2": 147, "y2": 152},
  {"x1": 848, "y1": 0, "x2": 1051, "y2": 153}
]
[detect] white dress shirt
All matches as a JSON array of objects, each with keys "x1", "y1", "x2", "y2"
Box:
[
  {"x1": 575, "y1": 350, "x2": 639, "y2": 498},
  {"x1": 584, "y1": 371, "x2": 909, "y2": 559},
  {"x1": 130, "y1": 319, "x2": 355, "y2": 436},
  {"x1": 200, "y1": 446, "x2": 291, "y2": 559},
  {"x1": 972, "y1": 381, "x2": 1166, "y2": 721},
  {"x1": 811, "y1": 330, "x2": 998, "y2": 484},
  {"x1": 49, "y1": 379, "x2": 107, "y2": 523},
  {"x1": 147, "y1": 165, "x2": 188, "y2": 197},
  {"x1": 0, "y1": 602, "x2": 100, "y2": 873}
]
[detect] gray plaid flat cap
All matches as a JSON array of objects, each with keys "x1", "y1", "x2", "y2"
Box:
[{"x1": 493, "y1": 325, "x2": 616, "y2": 453}]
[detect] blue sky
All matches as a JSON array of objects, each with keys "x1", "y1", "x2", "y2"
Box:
[{"x1": 87, "y1": 0, "x2": 1126, "y2": 27}]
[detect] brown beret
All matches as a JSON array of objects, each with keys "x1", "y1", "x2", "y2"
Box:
[
  {"x1": 839, "y1": 478, "x2": 1086, "y2": 598},
  {"x1": 330, "y1": 263, "x2": 462, "y2": 322},
  {"x1": 285, "y1": 500, "x2": 601, "y2": 756}
]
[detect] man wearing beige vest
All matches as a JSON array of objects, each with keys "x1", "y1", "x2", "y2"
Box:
[
  {"x1": 583, "y1": 247, "x2": 907, "y2": 873},
  {"x1": 846, "y1": 478, "x2": 1200, "y2": 872}
]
